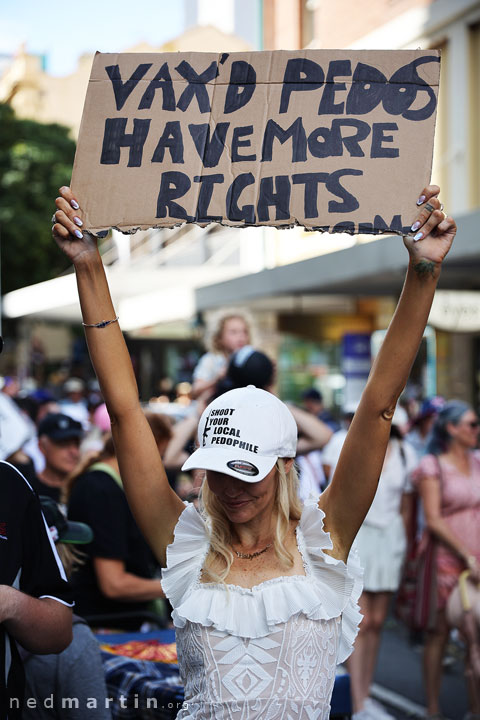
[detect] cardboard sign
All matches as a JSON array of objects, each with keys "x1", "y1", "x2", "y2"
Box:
[{"x1": 72, "y1": 49, "x2": 440, "y2": 235}]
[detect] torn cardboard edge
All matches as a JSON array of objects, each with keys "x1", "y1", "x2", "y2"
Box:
[
  {"x1": 88, "y1": 218, "x2": 413, "y2": 237},
  {"x1": 72, "y1": 48, "x2": 441, "y2": 237}
]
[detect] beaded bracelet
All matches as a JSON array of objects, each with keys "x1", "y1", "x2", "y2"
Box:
[{"x1": 82, "y1": 316, "x2": 119, "y2": 329}]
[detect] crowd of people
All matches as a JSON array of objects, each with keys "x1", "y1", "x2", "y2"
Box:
[{"x1": 0, "y1": 184, "x2": 478, "y2": 719}]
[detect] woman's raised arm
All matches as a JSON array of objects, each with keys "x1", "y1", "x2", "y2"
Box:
[
  {"x1": 319, "y1": 185, "x2": 456, "y2": 562},
  {"x1": 52, "y1": 186, "x2": 185, "y2": 566}
]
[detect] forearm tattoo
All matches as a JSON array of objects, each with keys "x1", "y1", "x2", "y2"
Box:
[{"x1": 413, "y1": 259, "x2": 436, "y2": 279}]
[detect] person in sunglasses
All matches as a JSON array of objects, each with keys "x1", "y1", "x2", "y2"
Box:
[
  {"x1": 52, "y1": 184, "x2": 455, "y2": 720},
  {"x1": 413, "y1": 401, "x2": 480, "y2": 719}
]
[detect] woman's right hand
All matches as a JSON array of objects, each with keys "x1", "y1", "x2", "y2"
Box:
[{"x1": 52, "y1": 186, "x2": 99, "y2": 264}]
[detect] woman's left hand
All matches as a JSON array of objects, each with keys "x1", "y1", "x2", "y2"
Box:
[{"x1": 403, "y1": 184, "x2": 457, "y2": 268}]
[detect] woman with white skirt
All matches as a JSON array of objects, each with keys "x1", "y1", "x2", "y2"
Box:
[{"x1": 348, "y1": 407, "x2": 418, "y2": 719}]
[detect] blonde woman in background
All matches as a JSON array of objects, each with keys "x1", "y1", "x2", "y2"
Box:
[{"x1": 191, "y1": 313, "x2": 250, "y2": 399}]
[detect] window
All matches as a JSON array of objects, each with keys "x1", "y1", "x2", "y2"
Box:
[{"x1": 469, "y1": 22, "x2": 480, "y2": 209}]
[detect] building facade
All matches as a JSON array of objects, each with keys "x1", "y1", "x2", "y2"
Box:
[
  {"x1": 2, "y1": 0, "x2": 480, "y2": 405},
  {"x1": 197, "y1": 0, "x2": 480, "y2": 407}
]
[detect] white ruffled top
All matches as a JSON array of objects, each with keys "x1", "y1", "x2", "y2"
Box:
[
  {"x1": 163, "y1": 498, "x2": 363, "y2": 718},
  {"x1": 162, "y1": 496, "x2": 363, "y2": 665}
]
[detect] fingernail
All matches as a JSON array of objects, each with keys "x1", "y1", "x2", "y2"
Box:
[
  {"x1": 74, "y1": 229, "x2": 83, "y2": 239},
  {"x1": 413, "y1": 231, "x2": 423, "y2": 242},
  {"x1": 411, "y1": 221, "x2": 420, "y2": 232},
  {"x1": 73, "y1": 216, "x2": 83, "y2": 227},
  {"x1": 71, "y1": 199, "x2": 79, "y2": 210},
  {"x1": 416, "y1": 195, "x2": 426, "y2": 205}
]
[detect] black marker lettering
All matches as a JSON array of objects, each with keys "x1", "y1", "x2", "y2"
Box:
[
  {"x1": 261, "y1": 118, "x2": 307, "y2": 163},
  {"x1": 358, "y1": 222, "x2": 374, "y2": 233},
  {"x1": 257, "y1": 175, "x2": 291, "y2": 222},
  {"x1": 318, "y1": 60, "x2": 351, "y2": 115},
  {"x1": 193, "y1": 174, "x2": 224, "y2": 222},
  {"x1": 384, "y1": 56, "x2": 439, "y2": 121},
  {"x1": 346, "y1": 62, "x2": 387, "y2": 116},
  {"x1": 189, "y1": 123, "x2": 230, "y2": 168},
  {"x1": 280, "y1": 58, "x2": 324, "y2": 113},
  {"x1": 292, "y1": 172, "x2": 328, "y2": 218},
  {"x1": 333, "y1": 221, "x2": 355, "y2": 232},
  {"x1": 105, "y1": 63, "x2": 152, "y2": 111},
  {"x1": 370, "y1": 123, "x2": 399, "y2": 158},
  {"x1": 232, "y1": 126, "x2": 256, "y2": 162},
  {"x1": 224, "y1": 61, "x2": 256, "y2": 114},
  {"x1": 307, "y1": 126, "x2": 333, "y2": 158},
  {"x1": 332, "y1": 119, "x2": 371, "y2": 157},
  {"x1": 151, "y1": 121, "x2": 184, "y2": 164},
  {"x1": 138, "y1": 62, "x2": 176, "y2": 111},
  {"x1": 226, "y1": 173, "x2": 255, "y2": 224},
  {"x1": 156, "y1": 171, "x2": 193, "y2": 221},
  {"x1": 373, "y1": 214, "x2": 404, "y2": 233},
  {"x1": 326, "y1": 169, "x2": 362, "y2": 213},
  {"x1": 100, "y1": 118, "x2": 150, "y2": 167},
  {"x1": 175, "y1": 60, "x2": 219, "y2": 113}
]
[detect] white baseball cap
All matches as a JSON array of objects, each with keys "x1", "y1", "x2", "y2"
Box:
[{"x1": 182, "y1": 385, "x2": 297, "y2": 482}]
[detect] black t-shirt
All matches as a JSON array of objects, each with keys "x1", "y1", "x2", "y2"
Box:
[
  {"x1": 25, "y1": 473, "x2": 61, "y2": 503},
  {"x1": 0, "y1": 461, "x2": 73, "y2": 720},
  {"x1": 11, "y1": 460, "x2": 62, "y2": 504},
  {"x1": 68, "y1": 469, "x2": 158, "y2": 628}
]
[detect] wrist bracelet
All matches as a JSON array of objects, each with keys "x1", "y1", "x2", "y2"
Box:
[{"x1": 82, "y1": 316, "x2": 119, "y2": 329}]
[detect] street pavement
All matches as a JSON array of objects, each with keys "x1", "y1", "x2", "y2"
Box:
[{"x1": 370, "y1": 615, "x2": 468, "y2": 719}]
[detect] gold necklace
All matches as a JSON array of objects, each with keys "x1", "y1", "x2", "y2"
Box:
[{"x1": 233, "y1": 543, "x2": 272, "y2": 560}]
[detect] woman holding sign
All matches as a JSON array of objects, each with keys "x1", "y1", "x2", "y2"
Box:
[{"x1": 52, "y1": 185, "x2": 454, "y2": 719}]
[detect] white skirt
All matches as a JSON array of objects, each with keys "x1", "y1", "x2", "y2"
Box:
[{"x1": 353, "y1": 514, "x2": 407, "y2": 592}]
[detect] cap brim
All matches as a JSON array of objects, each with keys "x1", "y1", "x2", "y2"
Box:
[
  {"x1": 182, "y1": 446, "x2": 277, "y2": 483},
  {"x1": 49, "y1": 431, "x2": 83, "y2": 441},
  {"x1": 60, "y1": 521, "x2": 93, "y2": 545}
]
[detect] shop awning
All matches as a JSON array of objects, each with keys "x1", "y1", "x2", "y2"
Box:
[
  {"x1": 2, "y1": 226, "x2": 266, "y2": 331},
  {"x1": 195, "y1": 209, "x2": 480, "y2": 310}
]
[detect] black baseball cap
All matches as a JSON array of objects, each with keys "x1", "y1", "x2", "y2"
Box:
[
  {"x1": 39, "y1": 496, "x2": 93, "y2": 545},
  {"x1": 37, "y1": 413, "x2": 83, "y2": 441},
  {"x1": 302, "y1": 388, "x2": 323, "y2": 402}
]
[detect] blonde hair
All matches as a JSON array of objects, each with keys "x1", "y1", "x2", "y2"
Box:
[
  {"x1": 210, "y1": 313, "x2": 251, "y2": 354},
  {"x1": 200, "y1": 459, "x2": 302, "y2": 584},
  {"x1": 56, "y1": 543, "x2": 86, "y2": 578}
]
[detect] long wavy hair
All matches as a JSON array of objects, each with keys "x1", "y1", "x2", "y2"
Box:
[
  {"x1": 199, "y1": 459, "x2": 302, "y2": 584},
  {"x1": 211, "y1": 314, "x2": 251, "y2": 354},
  {"x1": 426, "y1": 400, "x2": 471, "y2": 456}
]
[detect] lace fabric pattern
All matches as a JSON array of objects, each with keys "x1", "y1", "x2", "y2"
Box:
[
  {"x1": 176, "y1": 615, "x2": 340, "y2": 720},
  {"x1": 162, "y1": 497, "x2": 363, "y2": 720}
]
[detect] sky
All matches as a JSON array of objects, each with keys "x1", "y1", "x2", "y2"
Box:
[{"x1": 1, "y1": 0, "x2": 185, "y2": 76}]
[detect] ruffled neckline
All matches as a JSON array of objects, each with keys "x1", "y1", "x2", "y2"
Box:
[
  {"x1": 197, "y1": 523, "x2": 311, "y2": 594},
  {"x1": 161, "y1": 496, "x2": 363, "y2": 663}
]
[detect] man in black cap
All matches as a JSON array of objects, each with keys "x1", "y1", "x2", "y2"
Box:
[
  {"x1": 302, "y1": 388, "x2": 340, "y2": 432},
  {"x1": 30, "y1": 414, "x2": 83, "y2": 502}
]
